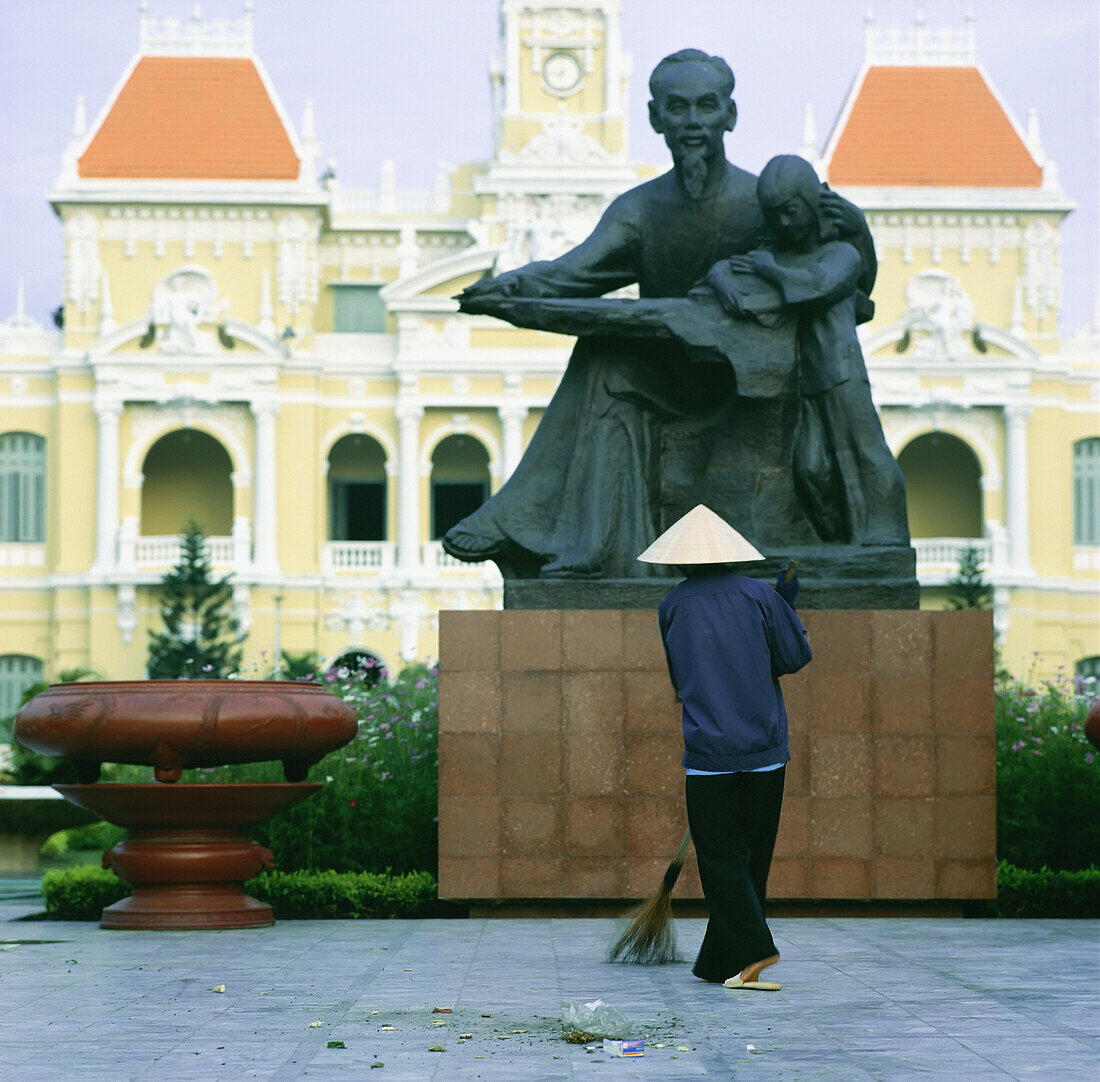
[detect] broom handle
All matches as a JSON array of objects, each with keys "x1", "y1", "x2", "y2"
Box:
[
  {"x1": 782, "y1": 558, "x2": 800, "y2": 583},
  {"x1": 662, "y1": 826, "x2": 692, "y2": 893},
  {"x1": 672, "y1": 826, "x2": 691, "y2": 865}
]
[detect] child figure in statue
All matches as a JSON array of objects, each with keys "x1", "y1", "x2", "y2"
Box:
[{"x1": 705, "y1": 155, "x2": 909, "y2": 546}]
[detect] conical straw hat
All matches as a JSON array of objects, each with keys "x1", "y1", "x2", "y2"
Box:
[{"x1": 637, "y1": 504, "x2": 764, "y2": 565}]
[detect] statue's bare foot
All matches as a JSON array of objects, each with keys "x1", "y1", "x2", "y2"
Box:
[{"x1": 442, "y1": 527, "x2": 506, "y2": 561}]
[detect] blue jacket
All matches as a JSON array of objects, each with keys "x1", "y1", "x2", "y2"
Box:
[{"x1": 658, "y1": 569, "x2": 812, "y2": 771}]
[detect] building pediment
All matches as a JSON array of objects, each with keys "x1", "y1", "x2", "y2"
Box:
[
  {"x1": 88, "y1": 316, "x2": 285, "y2": 361},
  {"x1": 88, "y1": 265, "x2": 285, "y2": 360},
  {"x1": 381, "y1": 247, "x2": 499, "y2": 310}
]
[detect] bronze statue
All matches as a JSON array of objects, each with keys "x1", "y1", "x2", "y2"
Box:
[{"x1": 444, "y1": 49, "x2": 907, "y2": 585}]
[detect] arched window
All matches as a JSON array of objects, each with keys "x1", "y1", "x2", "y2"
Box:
[
  {"x1": 328, "y1": 650, "x2": 386, "y2": 688},
  {"x1": 141, "y1": 430, "x2": 233, "y2": 536},
  {"x1": 328, "y1": 435, "x2": 387, "y2": 541},
  {"x1": 897, "y1": 432, "x2": 983, "y2": 538},
  {"x1": 0, "y1": 432, "x2": 46, "y2": 542},
  {"x1": 0, "y1": 654, "x2": 43, "y2": 720},
  {"x1": 430, "y1": 434, "x2": 490, "y2": 539},
  {"x1": 1073, "y1": 438, "x2": 1100, "y2": 544}
]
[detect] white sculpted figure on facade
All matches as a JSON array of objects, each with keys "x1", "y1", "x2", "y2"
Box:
[
  {"x1": 150, "y1": 267, "x2": 226, "y2": 354},
  {"x1": 498, "y1": 193, "x2": 609, "y2": 272},
  {"x1": 902, "y1": 270, "x2": 975, "y2": 357},
  {"x1": 500, "y1": 113, "x2": 618, "y2": 167}
]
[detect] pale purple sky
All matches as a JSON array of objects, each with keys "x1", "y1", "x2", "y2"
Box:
[{"x1": 1, "y1": 0, "x2": 1096, "y2": 332}]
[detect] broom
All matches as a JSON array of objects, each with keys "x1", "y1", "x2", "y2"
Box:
[
  {"x1": 606, "y1": 557, "x2": 801, "y2": 965},
  {"x1": 606, "y1": 827, "x2": 691, "y2": 964}
]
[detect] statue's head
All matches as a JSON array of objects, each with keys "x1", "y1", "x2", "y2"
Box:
[
  {"x1": 757, "y1": 154, "x2": 835, "y2": 248},
  {"x1": 648, "y1": 49, "x2": 737, "y2": 182}
]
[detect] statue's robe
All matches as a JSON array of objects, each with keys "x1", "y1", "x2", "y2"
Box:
[{"x1": 444, "y1": 162, "x2": 874, "y2": 578}]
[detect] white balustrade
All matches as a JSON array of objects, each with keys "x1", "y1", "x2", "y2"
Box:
[
  {"x1": 321, "y1": 541, "x2": 396, "y2": 574},
  {"x1": 0, "y1": 544, "x2": 46, "y2": 569},
  {"x1": 331, "y1": 189, "x2": 439, "y2": 217},
  {"x1": 913, "y1": 537, "x2": 992, "y2": 572},
  {"x1": 133, "y1": 536, "x2": 235, "y2": 569},
  {"x1": 421, "y1": 541, "x2": 475, "y2": 571}
]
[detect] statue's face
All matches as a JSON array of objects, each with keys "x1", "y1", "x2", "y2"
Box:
[
  {"x1": 763, "y1": 194, "x2": 817, "y2": 247},
  {"x1": 648, "y1": 62, "x2": 736, "y2": 163}
]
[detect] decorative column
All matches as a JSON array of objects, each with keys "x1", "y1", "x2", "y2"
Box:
[
  {"x1": 251, "y1": 400, "x2": 280, "y2": 575},
  {"x1": 116, "y1": 516, "x2": 138, "y2": 574},
  {"x1": 397, "y1": 226, "x2": 418, "y2": 279},
  {"x1": 93, "y1": 400, "x2": 122, "y2": 575},
  {"x1": 393, "y1": 589, "x2": 426, "y2": 663},
  {"x1": 499, "y1": 400, "x2": 528, "y2": 482},
  {"x1": 396, "y1": 401, "x2": 423, "y2": 574},
  {"x1": 1004, "y1": 402, "x2": 1033, "y2": 575}
]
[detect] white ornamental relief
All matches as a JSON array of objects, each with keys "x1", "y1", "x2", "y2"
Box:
[
  {"x1": 500, "y1": 114, "x2": 617, "y2": 167},
  {"x1": 276, "y1": 213, "x2": 320, "y2": 311},
  {"x1": 1023, "y1": 219, "x2": 1059, "y2": 319},
  {"x1": 901, "y1": 271, "x2": 975, "y2": 358},
  {"x1": 497, "y1": 193, "x2": 608, "y2": 272},
  {"x1": 522, "y1": 9, "x2": 600, "y2": 73},
  {"x1": 65, "y1": 212, "x2": 101, "y2": 312},
  {"x1": 325, "y1": 591, "x2": 390, "y2": 637},
  {"x1": 148, "y1": 266, "x2": 229, "y2": 354},
  {"x1": 116, "y1": 583, "x2": 138, "y2": 644}
]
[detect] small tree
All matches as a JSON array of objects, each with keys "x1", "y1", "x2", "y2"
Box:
[
  {"x1": 946, "y1": 544, "x2": 993, "y2": 611},
  {"x1": 147, "y1": 522, "x2": 243, "y2": 678}
]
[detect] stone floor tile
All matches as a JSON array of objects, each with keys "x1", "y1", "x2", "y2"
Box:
[{"x1": 0, "y1": 912, "x2": 1097, "y2": 1079}]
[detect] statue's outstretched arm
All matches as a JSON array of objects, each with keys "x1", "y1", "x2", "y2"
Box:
[{"x1": 458, "y1": 194, "x2": 641, "y2": 314}]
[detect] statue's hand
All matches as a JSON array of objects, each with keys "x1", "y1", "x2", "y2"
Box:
[
  {"x1": 820, "y1": 188, "x2": 864, "y2": 237},
  {"x1": 750, "y1": 249, "x2": 777, "y2": 275},
  {"x1": 456, "y1": 272, "x2": 523, "y2": 313},
  {"x1": 705, "y1": 263, "x2": 746, "y2": 316}
]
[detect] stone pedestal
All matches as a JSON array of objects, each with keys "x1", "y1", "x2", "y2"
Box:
[
  {"x1": 437, "y1": 608, "x2": 996, "y2": 904},
  {"x1": 503, "y1": 547, "x2": 919, "y2": 610}
]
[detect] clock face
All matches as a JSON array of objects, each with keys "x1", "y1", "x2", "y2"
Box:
[{"x1": 543, "y1": 51, "x2": 582, "y2": 94}]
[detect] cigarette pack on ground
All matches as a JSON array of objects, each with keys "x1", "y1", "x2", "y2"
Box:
[{"x1": 602, "y1": 1038, "x2": 644, "y2": 1056}]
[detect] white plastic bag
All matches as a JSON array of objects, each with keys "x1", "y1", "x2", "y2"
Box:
[{"x1": 561, "y1": 998, "x2": 634, "y2": 1041}]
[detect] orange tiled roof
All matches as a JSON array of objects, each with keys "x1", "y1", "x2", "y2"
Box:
[
  {"x1": 78, "y1": 56, "x2": 299, "y2": 181},
  {"x1": 827, "y1": 66, "x2": 1042, "y2": 188}
]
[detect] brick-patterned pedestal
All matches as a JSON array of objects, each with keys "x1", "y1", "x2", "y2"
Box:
[{"x1": 438, "y1": 609, "x2": 996, "y2": 904}]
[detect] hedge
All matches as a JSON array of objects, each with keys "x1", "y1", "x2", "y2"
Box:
[
  {"x1": 980, "y1": 862, "x2": 1100, "y2": 919},
  {"x1": 248, "y1": 869, "x2": 458, "y2": 919},
  {"x1": 40, "y1": 865, "x2": 457, "y2": 920},
  {"x1": 40, "y1": 862, "x2": 1100, "y2": 920},
  {"x1": 41, "y1": 866, "x2": 129, "y2": 920}
]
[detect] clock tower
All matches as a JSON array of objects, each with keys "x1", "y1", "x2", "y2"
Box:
[
  {"x1": 493, "y1": 0, "x2": 629, "y2": 156},
  {"x1": 479, "y1": 1, "x2": 642, "y2": 271}
]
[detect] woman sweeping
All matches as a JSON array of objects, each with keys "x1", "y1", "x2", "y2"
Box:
[{"x1": 637, "y1": 504, "x2": 811, "y2": 990}]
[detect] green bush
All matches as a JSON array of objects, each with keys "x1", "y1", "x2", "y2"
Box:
[
  {"x1": 987, "y1": 862, "x2": 1100, "y2": 918},
  {"x1": 41, "y1": 866, "x2": 129, "y2": 920},
  {"x1": 995, "y1": 674, "x2": 1099, "y2": 871},
  {"x1": 41, "y1": 820, "x2": 127, "y2": 860},
  {"x1": 246, "y1": 869, "x2": 457, "y2": 919},
  {"x1": 39, "y1": 865, "x2": 455, "y2": 920}
]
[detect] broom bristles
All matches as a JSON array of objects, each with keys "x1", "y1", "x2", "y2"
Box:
[{"x1": 606, "y1": 857, "x2": 685, "y2": 965}]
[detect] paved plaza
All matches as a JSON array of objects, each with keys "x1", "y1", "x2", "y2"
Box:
[{"x1": 0, "y1": 893, "x2": 1096, "y2": 1080}]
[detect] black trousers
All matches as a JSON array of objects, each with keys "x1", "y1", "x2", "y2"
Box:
[{"x1": 685, "y1": 767, "x2": 786, "y2": 983}]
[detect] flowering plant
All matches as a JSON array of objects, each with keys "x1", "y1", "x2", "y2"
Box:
[
  {"x1": 176, "y1": 660, "x2": 439, "y2": 873},
  {"x1": 995, "y1": 669, "x2": 1098, "y2": 872}
]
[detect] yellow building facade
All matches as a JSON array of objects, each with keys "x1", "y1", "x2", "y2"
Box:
[{"x1": 0, "y1": 2, "x2": 1096, "y2": 709}]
